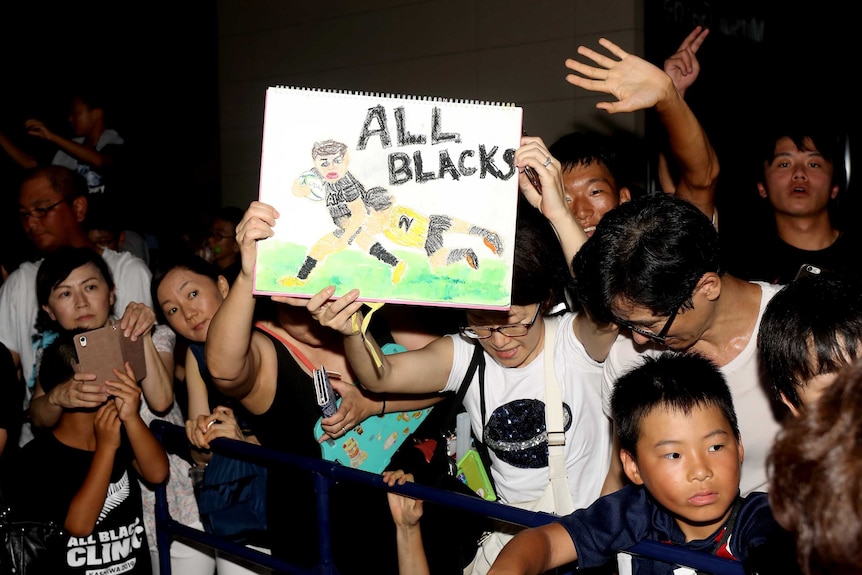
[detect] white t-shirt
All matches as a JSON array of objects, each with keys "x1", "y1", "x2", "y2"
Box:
[
  {"x1": 602, "y1": 282, "x2": 784, "y2": 496},
  {"x1": 0, "y1": 248, "x2": 152, "y2": 391},
  {"x1": 443, "y1": 312, "x2": 612, "y2": 507}
]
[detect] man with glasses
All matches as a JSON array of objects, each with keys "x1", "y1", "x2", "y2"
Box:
[
  {"x1": 0, "y1": 165, "x2": 152, "y2": 445},
  {"x1": 572, "y1": 193, "x2": 785, "y2": 497}
]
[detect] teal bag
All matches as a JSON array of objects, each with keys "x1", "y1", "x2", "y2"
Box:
[{"x1": 314, "y1": 342, "x2": 434, "y2": 474}]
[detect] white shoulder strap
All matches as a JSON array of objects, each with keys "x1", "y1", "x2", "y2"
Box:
[{"x1": 543, "y1": 315, "x2": 575, "y2": 515}]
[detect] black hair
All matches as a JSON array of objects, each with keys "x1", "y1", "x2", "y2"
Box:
[
  {"x1": 72, "y1": 87, "x2": 111, "y2": 116},
  {"x1": 758, "y1": 274, "x2": 862, "y2": 409},
  {"x1": 572, "y1": 193, "x2": 721, "y2": 325},
  {"x1": 35, "y1": 247, "x2": 115, "y2": 333},
  {"x1": 549, "y1": 131, "x2": 624, "y2": 183},
  {"x1": 20, "y1": 165, "x2": 89, "y2": 202},
  {"x1": 757, "y1": 117, "x2": 844, "y2": 191},
  {"x1": 511, "y1": 200, "x2": 574, "y2": 310},
  {"x1": 611, "y1": 351, "x2": 738, "y2": 456}
]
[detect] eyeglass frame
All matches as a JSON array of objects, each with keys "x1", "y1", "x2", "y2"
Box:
[
  {"x1": 460, "y1": 305, "x2": 542, "y2": 340},
  {"x1": 208, "y1": 229, "x2": 235, "y2": 240},
  {"x1": 616, "y1": 306, "x2": 679, "y2": 345},
  {"x1": 18, "y1": 198, "x2": 70, "y2": 221}
]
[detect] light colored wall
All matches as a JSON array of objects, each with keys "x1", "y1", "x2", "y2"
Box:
[{"x1": 216, "y1": 0, "x2": 643, "y2": 208}]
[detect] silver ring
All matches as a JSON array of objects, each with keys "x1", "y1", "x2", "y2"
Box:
[
  {"x1": 342, "y1": 426, "x2": 348, "y2": 435},
  {"x1": 542, "y1": 156, "x2": 552, "y2": 167}
]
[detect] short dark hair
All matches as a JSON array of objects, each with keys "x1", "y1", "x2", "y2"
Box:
[
  {"x1": 20, "y1": 165, "x2": 89, "y2": 203},
  {"x1": 511, "y1": 202, "x2": 574, "y2": 310},
  {"x1": 73, "y1": 88, "x2": 111, "y2": 116},
  {"x1": 758, "y1": 274, "x2": 862, "y2": 409},
  {"x1": 150, "y1": 252, "x2": 221, "y2": 324},
  {"x1": 757, "y1": 118, "x2": 844, "y2": 190},
  {"x1": 611, "y1": 351, "x2": 738, "y2": 456},
  {"x1": 572, "y1": 193, "x2": 722, "y2": 325},
  {"x1": 549, "y1": 131, "x2": 623, "y2": 183},
  {"x1": 35, "y1": 247, "x2": 115, "y2": 332}
]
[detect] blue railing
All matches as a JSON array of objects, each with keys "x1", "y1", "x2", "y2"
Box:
[{"x1": 150, "y1": 421, "x2": 744, "y2": 575}]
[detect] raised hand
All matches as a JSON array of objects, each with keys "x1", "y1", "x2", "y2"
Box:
[
  {"x1": 565, "y1": 37, "x2": 675, "y2": 114},
  {"x1": 663, "y1": 26, "x2": 709, "y2": 97},
  {"x1": 514, "y1": 136, "x2": 568, "y2": 224},
  {"x1": 235, "y1": 201, "x2": 279, "y2": 280}
]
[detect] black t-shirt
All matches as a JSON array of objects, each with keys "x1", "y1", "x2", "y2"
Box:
[
  {"x1": 7, "y1": 432, "x2": 152, "y2": 575},
  {"x1": 723, "y1": 228, "x2": 862, "y2": 285}
]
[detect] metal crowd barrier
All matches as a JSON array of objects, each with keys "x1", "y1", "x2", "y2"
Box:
[{"x1": 150, "y1": 420, "x2": 744, "y2": 575}]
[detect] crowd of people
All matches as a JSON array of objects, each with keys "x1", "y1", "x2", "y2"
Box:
[{"x1": 0, "y1": 24, "x2": 858, "y2": 575}]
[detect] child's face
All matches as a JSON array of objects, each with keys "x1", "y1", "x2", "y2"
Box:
[
  {"x1": 621, "y1": 403, "x2": 743, "y2": 542},
  {"x1": 157, "y1": 268, "x2": 228, "y2": 343},
  {"x1": 43, "y1": 262, "x2": 114, "y2": 331}
]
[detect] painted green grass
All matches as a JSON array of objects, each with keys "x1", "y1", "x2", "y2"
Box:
[{"x1": 255, "y1": 239, "x2": 509, "y2": 307}]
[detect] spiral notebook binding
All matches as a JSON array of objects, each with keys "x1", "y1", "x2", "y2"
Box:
[{"x1": 270, "y1": 85, "x2": 515, "y2": 107}]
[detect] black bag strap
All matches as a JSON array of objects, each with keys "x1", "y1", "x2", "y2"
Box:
[
  {"x1": 451, "y1": 341, "x2": 498, "y2": 498},
  {"x1": 443, "y1": 340, "x2": 484, "y2": 428}
]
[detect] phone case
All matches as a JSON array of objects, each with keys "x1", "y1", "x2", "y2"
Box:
[
  {"x1": 73, "y1": 324, "x2": 148, "y2": 383},
  {"x1": 313, "y1": 366, "x2": 337, "y2": 418},
  {"x1": 457, "y1": 449, "x2": 497, "y2": 501},
  {"x1": 794, "y1": 263, "x2": 823, "y2": 281}
]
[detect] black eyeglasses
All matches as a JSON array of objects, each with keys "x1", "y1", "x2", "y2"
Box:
[
  {"x1": 18, "y1": 198, "x2": 68, "y2": 221},
  {"x1": 460, "y1": 306, "x2": 541, "y2": 340},
  {"x1": 209, "y1": 229, "x2": 234, "y2": 240},
  {"x1": 618, "y1": 307, "x2": 679, "y2": 345}
]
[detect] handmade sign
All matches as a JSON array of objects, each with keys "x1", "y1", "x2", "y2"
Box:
[{"x1": 254, "y1": 86, "x2": 522, "y2": 310}]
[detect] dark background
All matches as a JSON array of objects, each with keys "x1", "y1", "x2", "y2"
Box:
[
  {"x1": 0, "y1": 1, "x2": 855, "y2": 268},
  {"x1": 645, "y1": 0, "x2": 855, "y2": 240},
  {"x1": 0, "y1": 1, "x2": 220, "y2": 253}
]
